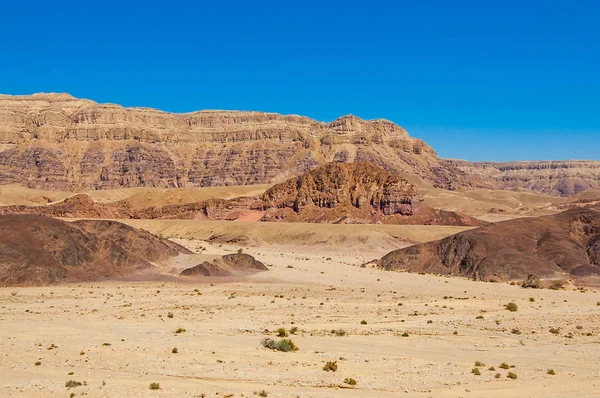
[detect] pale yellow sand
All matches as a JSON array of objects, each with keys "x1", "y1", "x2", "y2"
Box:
[{"x1": 2, "y1": 237, "x2": 600, "y2": 397}]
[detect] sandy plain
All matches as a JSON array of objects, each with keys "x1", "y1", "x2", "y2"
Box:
[
  {"x1": 2, "y1": 185, "x2": 600, "y2": 397},
  {"x1": 2, "y1": 228, "x2": 600, "y2": 397}
]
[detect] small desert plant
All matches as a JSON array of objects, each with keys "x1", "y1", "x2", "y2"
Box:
[
  {"x1": 167, "y1": 312, "x2": 174, "y2": 319},
  {"x1": 521, "y1": 274, "x2": 540, "y2": 288},
  {"x1": 331, "y1": 329, "x2": 347, "y2": 337},
  {"x1": 289, "y1": 326, "x2": 299, "y2": 335},
  {"x1": 149, "y1": 382, "x2": 160, "y2": 390},
  {"x1": 547, "y1": 368, "x2": 556, "y2": 375},
  {"x1": 102, "y1": 342, "x2": 111, "y2": 346},
  {"x1": 549, "y1": 327, "x2": 560, "y2": 334},
  {"x1": 529, "y1": 297, "x2": 535, "y2": 302},
  {"x1": 275, "y1": 328, "x2": 288, "y2": 337},
  {"x1": 344, "y1": 378, "x2": 357, "y2": 386},
  {"x1": 175, "y1": 328, "x2": 186, "y2": 334},
  {"x1": 474, "y1": 361, "x2": 485, "y2": 367},
  {"x1": 65, "y1": 380, "x2": 82, "y2": 388},
  {"x1": 511, "y1": 328, "x2": 522, "y2": 335},
  {"x1": 488, "y1": 366, "x2": 495, "y2": 371},
  {"x1": 34, "y1": 361, "x2": 41, "y2": 366},
  {"x1": 494, "y1": 373, "x2": 501, "y2": 378},
  {"x1": 323, "y1": 361, "x2": 338, "y2": 372},
  {"x1": 499, "y1": 362, "x2": 510, "y2": 369},
  {"x1": 475, "y1": 315, "x2": 484, "y2": 319},
  {"x1": 401, "y1": 331, "x2": 409, "y2": 337},
  {"x1": 505, "y1": 302, "x2": 518, "y2": 312},
  {"x1": 261, "y1": 338, "x2": 298, "y2": 352},
  {"x1": 172, "y1": 347, "x2": 178, "y2": 354},
  {"x1": 507, "y1": 372, "x2": 517, "y2": 379},
  {"x1": 471, "y1": 367, "x2": 481, "y2": 375},
  {"x1": 360, "y1": 320, "x2": 367, "y2": 325},
  {"x1": 257, "y1": 390, "x2": 268, "y2": 397},
  {"x1": 549, "y1": 280, "x2": 566, "y2": 290}
]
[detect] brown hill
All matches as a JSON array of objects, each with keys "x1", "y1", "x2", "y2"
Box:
[
  {"x1": 0, "y1": 215, "x2": 191, "y2": 286},
  {"x1": 180, "y1": 253, "x2": 268, "y2": 277},
  {"x1": 1, "y1": 93, "x2": 597, "y2": 195},
  {"x1": 0, "y1": 163, "x2": 483, "y2": 226},
  {"x1": 0, "y1": 193, "x2": 131, "y2": 218},
  {"x1": 257, "y1": 162, "x2": 484, "y2": 225},
  {"x1": 378, "y1": 208, "x2": 600, "y2": 283},
  {"x1": 129, "y1": 163, "x2": 484, "y2": 226}
]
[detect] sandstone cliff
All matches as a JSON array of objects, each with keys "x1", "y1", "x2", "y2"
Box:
[
  {"x1": 0, "y1": 163, "x2": 484, "y2": 226},
  {"x1": 1, "y1": 93, "x2": 597, "y2": 196}
]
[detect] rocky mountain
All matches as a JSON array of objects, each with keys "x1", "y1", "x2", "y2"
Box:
[
  {"x1": 0, "y1": 215, "x2": 191, "y2": 286},
  {"x1": 0, "y1": 163, "x2": 484, "y2": 226},
  {"x1": 444, "y1": 160, "x2": 600, "y2": 197},
  {"x1": 378, "y1": 208, "x2": 600, "y2": 283},
  {"x1": 1, "y1": 93, "x2": 597, "y2": 196},
  {"x1": 180, "y1": 253, "x2": 268, "y2": 277}
]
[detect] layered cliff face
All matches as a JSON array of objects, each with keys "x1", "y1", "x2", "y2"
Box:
[
  {"x1": 444, "y1": 160, "x2": 600, "y2": 196},
  {"x1": 0, "y1": 93, "x2": 598, "y2": 196},
  {"x1": 0, "y1": 93, "x2": 464, "y2": 191},
  {"x1": 0, "y1": 163, "x2": 484, "y2": 226},
  {"x1": 261, "y1": 162, "x2": 420, "y2": 216}
]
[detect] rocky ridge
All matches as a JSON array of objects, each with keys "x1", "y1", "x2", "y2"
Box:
[
  {"x1": 1, "y1": 93, "x2": 597, "y2": 196},
  {"x1": 0, "y1": 215, "x2": 191, "y2": 286},
  {"x1": 378, "y1": 208, "x2": 600, "y2": 283},
  {"x1": 0, "y1": 163, "x2": 484, "y2": 226}
]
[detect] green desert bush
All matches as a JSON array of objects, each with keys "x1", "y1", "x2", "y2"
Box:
[
  {"x1": 505, "y1": 302, "x2": 518, "y2": 312},
  {"x1": 275, "y1": 328, "x2": 288, "y2": 337},
  {"x1": 499, "y1": 362, "x2": 510, "y2": 369},
  {"x1": 549, "y1": 280, "x2": 567, "y2": 290},
  {"x1": 471, "y1": 367, "x2": 481, "y2": 375},
  {"x1": 261, "y1": 338, "x2": 298, "y2": 352},
  {"x1": 344, "y1": 378, "x2": 357, "y2": 386},
  {"x1": 149, "y1": 382, "x2": 160, "y2": 390},
  {"x1": 323, "y1": 361, "x2": 338, "y2": 372},
  {"x1": 507, "y1": 372, "x2": 518, "y2": 379},
  {"x1": 65, "y1": 380, "x2": 82, "y2": 388}
]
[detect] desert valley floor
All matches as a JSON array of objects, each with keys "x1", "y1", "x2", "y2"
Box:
[{"x1": 2, "y1": 229, "x2": 600, "y2": 398}]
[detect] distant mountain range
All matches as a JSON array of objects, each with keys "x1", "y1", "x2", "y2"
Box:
[{"x1": 1, "y1": 93, "x2": 598, "y2": 196}]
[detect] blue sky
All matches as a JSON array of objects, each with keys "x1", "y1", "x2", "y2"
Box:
[{"x1": 1, "y1": 0, "x2": 598, "y2": 161}]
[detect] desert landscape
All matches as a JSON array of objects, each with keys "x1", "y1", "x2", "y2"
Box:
[{"x1": 1, "y1": 93, "x2": 600, "y2": 398}]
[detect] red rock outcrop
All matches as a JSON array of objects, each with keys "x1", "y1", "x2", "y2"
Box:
[{"x1": 0, "y1": 163, "x2": 484, "y2": 226}]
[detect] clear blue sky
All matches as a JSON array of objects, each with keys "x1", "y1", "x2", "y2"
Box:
[{"x1": 1, "y1": 0, "x2": 598, "y2": 161}]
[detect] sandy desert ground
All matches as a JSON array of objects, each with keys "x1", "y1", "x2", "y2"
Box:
[{"x1": 2, "y1": 228, "x2": 600, "y2": 398}]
